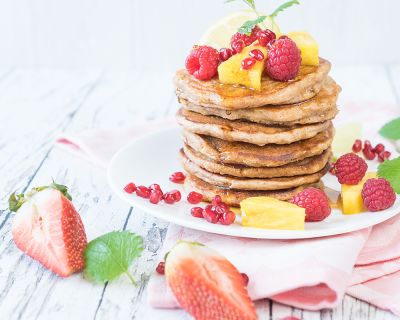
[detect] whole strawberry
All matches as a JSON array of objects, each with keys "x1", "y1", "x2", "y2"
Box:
[
  {"x1": 265, "y1": 37, "x2": 301, "y2": 81},
  {"x1": 362, "y1": 178, "x2": 396, "y2": 211},
  {"x1": 335, "y1": 153, "x2": 368, "y2": 185},
  {"x1": 291, "y1": 187, "x2": 331, "y2": 222},
  {"x1": 185, "y1": 45, "x2": 219, "y2": 81},
  {"x1": 165, "y1": 241, "x2": 257, "y2": 320},
  {"x1": 9, "y1": 182, "x2": 87, "y2": 277}
]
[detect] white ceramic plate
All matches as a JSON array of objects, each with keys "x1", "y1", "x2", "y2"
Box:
[{"x1": 107, "y1": 127, "x2": 400, "y2": 239}]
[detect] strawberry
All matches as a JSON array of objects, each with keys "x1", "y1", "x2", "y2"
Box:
[
  {"x1": 9, "y1": 182, "x2": 87, "y2": 277},
  {"x1": 165, "y1": 241, "x2": 257, "y2": 320}
]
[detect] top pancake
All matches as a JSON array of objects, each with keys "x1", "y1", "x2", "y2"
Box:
[
  {"x1": 179, "y1": 77, "x2": 340, "y2": 126},
  {"x1": 174, "y1": 58, "x2": 331, "y2": 109}
]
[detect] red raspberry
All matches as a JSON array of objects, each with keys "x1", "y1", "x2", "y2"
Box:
[
  {"x1": 291, "y1": 187, "x2": 331, "y2": 222},
  {"x1": 352, "y1": 139, "x2": 362, "y2": 153},
  {"x1": 335, "y1": 153, "x2": 368, "y2": 185},
  {"x1": 185, "y1": 45, "x2": 219, "y2": 81},
  {"x1": 361, "y1": 178, "x2": 396, "y2": 211},
  {"x1": 230, "y1": 26, "x2": 260, "y2": 53},
  {"x1": 256, "y1": 29, "x2": 276, "y2": 47},
  {"x1": 265, "y1": 37, "x2": 301, "y2": 81},
  {"x1": 241, "y1": 57, "x2": 257, "y2": 70},
  {"x1": 219, "y1": 48, "x2": 233, "y2": 62}
]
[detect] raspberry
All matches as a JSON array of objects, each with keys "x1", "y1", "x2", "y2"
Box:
[
  {"x1": 335, "y1": 153, "x2": 368, "y2": 185},
  {"x1": 291, "y1": 187, "x2": 331, "y2": 222},
  {"x1": 256, "y1": 29, "x2": 276, "y2": 47},
  {"x1": 219, "y1": 48, "x2": 233, "y2": 62},
  {"x1": 265, "y1": 37, "x2": 301, "y2": 81},
  {"x1": 230, "y1": 26, "x2": 260, "y2": 53},
  {"x1": 241, "y1": 57, "x2": 256, "y2": 70},
  {"x1": 185, "y1": 45, "x2": 219, "y2": 81},
  {"x1": 352, "y1": 139, "x2": 362, "y2": 153},
  {"x1": 361, "y1": 178, "x2": 396, "y2": 211}
]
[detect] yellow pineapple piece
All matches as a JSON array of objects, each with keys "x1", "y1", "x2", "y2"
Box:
[
  {"x1": 240, "y1": 197, "x2": 305, "y2": 230},
  {"x1": 287, "y1": 31, "x2": 319, "y2": 66},
  {"x1": 341, "y1": 172, "x2": 377, "y2": 214},
  {"x1": 218, "y1": 43, "x2": 267, "y2": 91}
]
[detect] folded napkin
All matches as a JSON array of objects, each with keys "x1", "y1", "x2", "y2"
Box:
[{"x1": 56, "y1": 116, "x2": 400, "y2": 316}]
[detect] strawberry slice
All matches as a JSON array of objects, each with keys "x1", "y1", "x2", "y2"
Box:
[
  {"x1": 9, "y1": 183, "x2": 87, "y2": 277},
  {"x1": 165, "y1": 241, "x2": 257, "y2": 320}
]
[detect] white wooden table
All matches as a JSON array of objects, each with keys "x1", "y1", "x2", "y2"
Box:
[{"x1": 0, "y1": 65, "x2": 399, "y2": 320}]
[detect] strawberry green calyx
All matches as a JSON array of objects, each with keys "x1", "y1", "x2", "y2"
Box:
[{"x1": 8, "y1": 181, "x2": 72, "y2": 212}]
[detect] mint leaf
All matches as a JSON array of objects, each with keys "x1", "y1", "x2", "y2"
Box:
[
  {"x1": 238, "y1": 16, "x2": 266, "y2": 35},
  {"x1": 378, "y1": 157, "x2": 400, "y2": 194},
  {"x1": 8, "y1": 192, "x2": 26, "y2": 212},
  {"x1": 379, "y1": 117, "x2": 400, "y2": 140},
  {"x1": 269, "y1": 0, "x2": 300, "y2": 18},
  {"x1": 84, "y1": 231, "x2": 144, "y2": 284}
]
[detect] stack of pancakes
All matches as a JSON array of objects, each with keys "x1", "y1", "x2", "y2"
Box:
[{"x1": 174, "y1": 58, "x2": 340, "y2": 207}]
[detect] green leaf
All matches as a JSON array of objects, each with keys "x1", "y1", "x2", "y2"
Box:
[
  {"x1": 84, "y1": 231, "x2": 144, "y2": 284},
  {"x1": 8, "y1": 192, "x2": 26, "y2": 212},
  {"x1": 238, "y1": 16, "x2": 266, "y2": 35},
  {"x1": 377, "y1": 157, "x2": 400, "y2": 194},
  {"x1": 269, "y1": 0, "x2": 300, "y2": 18},
  {"x1": 379, "y1": 117, "x2": 400, "y2": 140}
]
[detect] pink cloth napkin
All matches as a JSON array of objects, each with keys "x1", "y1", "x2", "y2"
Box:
[{"x1": 56, "y1": 114, "x2": 400, "y2": 316}]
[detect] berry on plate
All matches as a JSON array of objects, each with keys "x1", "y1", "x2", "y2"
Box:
[
  {"x1": 335, "y1": 153, "x2": 368, "y2": 185},
  {"x1": 185, "y1": 45, "x2": 219, "y2": 81},
  {"x1": 165, "y1": 241, "x2": 257, "y2": 320},
  {"x1": 265, "y1": 37, "x2": 301, "y2": 81},
  {"x1": 9, "y1": 182, "x2": 87, "y2": 277},
  {"x1": 362, "y1": 178, "x2": 396, "y2": 211},
  {"x1": 291, "y1": 187, "x2": 331, "y2": 222}
]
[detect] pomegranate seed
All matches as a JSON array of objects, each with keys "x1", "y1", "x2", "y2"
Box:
[
  {"x1": 378, "y1": 150, "x2": 391, "y2": 162},
  {"x1": 170, "y1": 190, "x2": 181, "y2": 202},
  {"x1": 214, "y1": 203, "x2": 229, "y2": 218},
  {"x1": 187, "y1": 191, "x2": 203, "y2": 204},
  {"x1": 241, "y1": 57, "x2": 257, "y2": 70},
  {"x1": 191, "y1": 207, "x2": 204, "y2": 218},
  {"x1": 256, "y1": 29, "x2": 276, "y2": 47},
  {"x1": 203, "y1": 205, "x2": 219, "y2": 224},
  {"x1": 231, "y1": 40, "x2": 244, "y2": 54},
  {"x1": 279, "y1": 35, "x2": 289, "y2": 40},
  {"x1": 363, "y1": 147, "x2": 376, "y2": 160},
  {"x1": 149, "y1": 190, "x2": 163, "y2": 204},
  {"x1": 169, "y1": 171, "x2": 186, "y2": 184},
  {"x1": 219, "y1": 48, "x2": 233, "y2": 62},
  {"x1": 241, "y1": 273, "x2": 249, "y2": 286},
  {"x1": 363, "y1": 140, "x2": 372, "y2": 151},
  {"x1": 123, "y1": 182, "x2": 136, "y2": 194},
  {"x1": 163, "y1": 192, "x2": 176, "y2": 204},
  {"x1": 220, "y1": 210, "x2": 236, "y2": 225},
  {"x1": 156, "y1": 261, "x2": 165, "y2": 275},
  {"x1": 329, "y1": 162, "x2": 336, "y2": 175},
  {"x1": 212, "y1": 195, "x2": 222, "y2": 205},
  {"x1": 149, "y1": 183, "x2": 162, "y2": 193},
  {"x1": 373, "y1": 143, "x2": 385, "y2": 154},
  {"x1": 249, "y1": 49, "x2": 264, "y2": 61},
  {"x1": 352, "y1": 139, "x2": 362, "y2": 153},
  {"x1": 136, "y1": 186, "x2": 150, "y2": 198}
]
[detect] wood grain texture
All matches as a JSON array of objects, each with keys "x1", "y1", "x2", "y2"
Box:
[{"x1": 0, "y1": 66, "x2": 399, "y2": 320}]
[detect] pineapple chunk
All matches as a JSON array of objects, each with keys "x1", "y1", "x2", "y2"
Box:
[
  {"x1": 287, "y1": 31, "x2": 319, "y2": 66},
  {"x1": 241, "y1": 197, "x2": 305, "y2": 230},
  {"x1": 341, "y1": 172, "x2": 377, "y2": 214},
  {"x1": 218, "y1": 43, "x2": 267, "y2": 91}
]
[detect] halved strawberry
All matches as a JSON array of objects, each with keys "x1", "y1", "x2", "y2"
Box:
[
  {"x1": 165, "y1": 241, "x2": 257, "y2": 320},
  {"x1": 10, "y1": 183, "x2": 87, "y2": 277}
]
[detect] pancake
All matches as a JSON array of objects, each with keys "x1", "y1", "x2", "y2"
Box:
[
  {"x1": 180, "y1": 77, "x2": 340, "y2": 125},
  {"x1": 180, "y1": 150, "x2": 330, "y2": 191},
  {"x1": 182, "y1": 125, "x2": 334, "y2": 168},
  {"x1": 184, "y1": 174, "x2": 324, "y2": 207},
  {"x1": 177, "y1": 108, "x2": 331, "y2": 146},
  {"x1": 183, "y1": 144, "x2": 332, "y2": 178},
  {"x1": 174, "y1": 58, "x2": 331, "y2": 109}
]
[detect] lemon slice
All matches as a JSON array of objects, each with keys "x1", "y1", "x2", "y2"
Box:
[
  {"x1": 199, "y1": 10, "x2": 281, "y2": 49},
  {"x1": 332, "y1": 122, "x2": 363, "y2": 158}
]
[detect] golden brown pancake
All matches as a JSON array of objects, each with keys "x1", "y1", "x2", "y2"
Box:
[
  {"x1": 184, "y1": 174, "x2": 324, "y2": 207},
  {"x1": 180, "y1": 150, "x2": 329, "y2": 191},
  {"x1": 182, "y1": 124, "x2": 334, "y2": 167},
  {"x1": 179, "y1": 77, "x2": 340, "y2": 125},
  {"x1": 174, "y1": 58, "x2": 331, "y2": 109},
  {"x1": 183, "y1": 144, "x2": 332, "y2": 178},
  {"x1": 177, "y1": 108, "x2": 331, "y2": 146}
]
